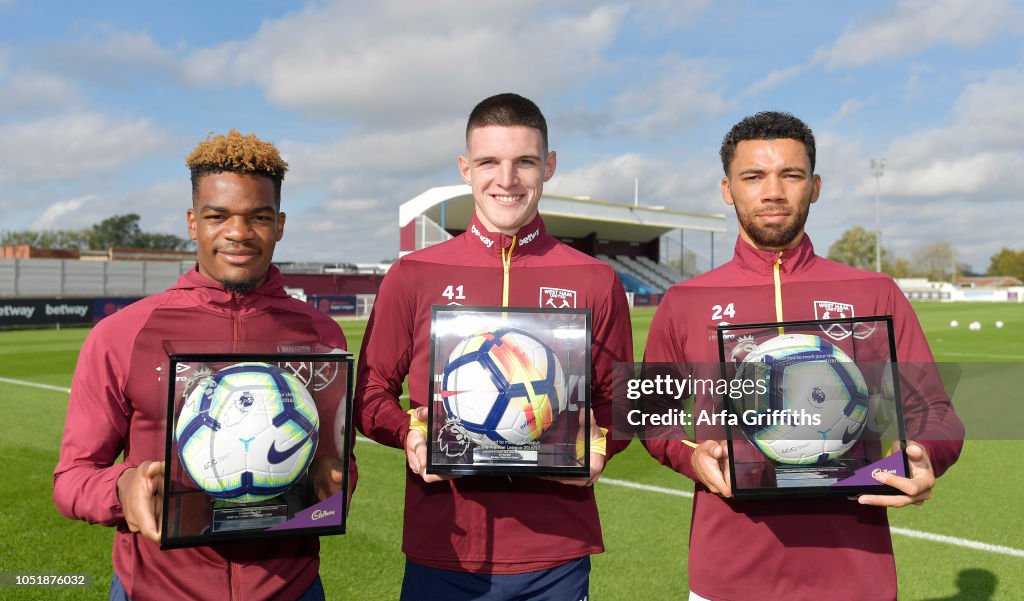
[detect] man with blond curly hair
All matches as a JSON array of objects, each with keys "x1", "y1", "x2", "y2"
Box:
[{"x1": 54, "y1": 130, "x2": 352, "y2": 601}]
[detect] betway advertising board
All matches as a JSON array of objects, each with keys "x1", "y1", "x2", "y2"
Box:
[{"x1": 0, "y1": 299, "x2": 93, "y2": 327}]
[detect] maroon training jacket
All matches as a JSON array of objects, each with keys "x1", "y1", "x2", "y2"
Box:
[
  {"x1": 643, "y1": 236, "x2": 964, "y2": 601},
  {"x1": 355, "y1": 213, "x2": 633, "y2": 573},
  {"x1": 54, "y1": 266, "x2": 350, "y2": 601}
]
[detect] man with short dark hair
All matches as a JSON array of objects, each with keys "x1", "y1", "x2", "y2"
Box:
[
  {"x1": 642, "y1": 111, "x2": 964, "y2": 601},
  {"x1": 54, "y1": 129, "x2": 352, "y2": 601},
  {"x1": 355, "y1": 93, "x2": 633, "y2": 600}
]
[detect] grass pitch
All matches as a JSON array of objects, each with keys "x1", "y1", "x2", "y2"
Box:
[{"x1": 0, "y1": 302, "x2": 1021, "y2": 600}]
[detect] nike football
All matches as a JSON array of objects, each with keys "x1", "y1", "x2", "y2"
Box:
[
  {"x1": 732, "y1": 334, "x2": 869, "y2": 465},
  {"x1": 175, "y1": 362, "x2": 319, "y2": 503}
]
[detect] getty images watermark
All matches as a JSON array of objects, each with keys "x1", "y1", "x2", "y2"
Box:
[{"x1": 623, "y1": 372, "x2": 821, "y2": 428}]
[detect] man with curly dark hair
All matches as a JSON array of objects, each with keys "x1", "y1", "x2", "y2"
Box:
[
  {"x1": 54, "y1": 130, "x2": 352, "y2": 601},
  {"x1": 642, "y1": 111, "x2": 964, "y2": 601}
]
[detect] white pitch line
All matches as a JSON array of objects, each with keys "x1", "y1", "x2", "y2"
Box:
[
  {"x1": 889, "y1": 527, "x2": 1024, "y2": 558},
  {"x1": 0, "y1": 376, "x2": 70, "y2": 394},
  {"x1": 601, "y1": 477, "x2": 694, "y2": 499}
]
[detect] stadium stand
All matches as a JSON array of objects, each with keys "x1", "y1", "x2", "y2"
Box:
[
  {"x1": 636, "y1": 255, "x2": 686, "y2": 284},
  {"x1": 597, "y1": 254, "x2": 664, "y2": 294},
  {"x1": 617, "y1": 255, "x2": 676, "y2": 291}
]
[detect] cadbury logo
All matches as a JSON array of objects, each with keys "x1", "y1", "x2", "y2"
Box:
[{"x1": 311, "y1": 509, "x2": 336, "y2": 521}]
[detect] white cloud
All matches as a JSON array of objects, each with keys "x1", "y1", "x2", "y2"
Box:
[
  {"x1": 180, "y1": 41, "x2": 242, "y2": 85},
  {"x1": 0, "y1": 46, "x2": 81, "y2": 113},
  {"x1": 949, "y1": 69, "x2": 1024, "y2": 149},
  {"x1": 813, "y1": 131, "x2": 869, "y2": 192},
  {"x1": 307, "y1": 220, "x2": 337, "y2": 233},
  {"x1": 629, "y1": 0, "x2": 711, "y2": 31},
  {"x1": 134, "y1": 180, "x2": 194, "y2": 235},
  {"x1": 612, "y1": 58, "x2": 731, "y2": 136},
  {"x1": 547, "y1": 151, "x2": 723, "y2": 213},
  {"x1": 372, "y1": 223, "x2": 397, "y2": 239},
  {"x1": 22, "y1": 180, "x2": 191, "y2": 236},
  {"x1": 815, "y1": 0, "x2": 1023, "y2": 69},
  {"x1": 830, "y1": 97, "x2": 872, "y2": 122},
  {"x1": 878, "y1": 69, "x2": 1024, "y2": 198},
  {"x1": 0, "y1": 113, "x2": 167, "y2": 183},
  {"x1": 183, "y1": 1, "x2": 627, "y2": 124},
  {"x1": 0, "y1": 70, "x2": 81, "y2": 112},
  {"x1": 548, "y1": 153, "x2": 656, "y2": 202},
  {"x1": 326, "y1": 198, "x2": 381, "y2": 212},
  {"x1": 31, "y1": 195, "x2": 92, "y2": 229},
  {"x1": 276, "y1": 209, "x2": 404, "y2": 263},
  {"x1": 42, "y1": 29, "x2": 176, "y2": 83},
  {"x1": 742, "y1": 65, "x2": 805, "y2": 98},
  {"x1": 273, "y1": 169, "x2": 458, "y2": 263},
  {"x1": 884, "y1": 153, "x2": 1023, "y2": 198},
  {"x1": 282, "y1": 119, "x2": 463, "y2": 187},
  {"x1": 902, "y1": 63, "x2": 934, "y2": 99}
]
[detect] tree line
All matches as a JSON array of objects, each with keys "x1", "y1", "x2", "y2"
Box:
[
  {"x1": 1, "y1": 214, "x2": 192, "y2": 251},
  {"x1": 827, "y1": 226, "x2": 1024, "y2": 282}
]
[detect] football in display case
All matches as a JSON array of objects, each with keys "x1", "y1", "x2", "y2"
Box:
[
  {"x1": 160, "y1": 341, "x2": 353, "y2": 549},
  {"x1": 427, "y1": 306, "x2": 592, "y2": 477},
  {"x1": 717, "y1": 316, "x2": 910, "y2": 499}
]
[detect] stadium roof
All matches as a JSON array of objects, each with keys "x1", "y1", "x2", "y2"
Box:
[{"x1": 400, "y1": 185, "x2": 727, "y2": 243}]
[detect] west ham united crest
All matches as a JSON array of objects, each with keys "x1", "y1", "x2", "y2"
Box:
[
  {"x1": 282, "y1": 361, "x2": 339, "y2": 391},
  {"x1": 539, "y1": 287, "x2": 577, "y2": 309},
  {"x1": 813, "y1": 300, "x2": 855, "y2": 341}
]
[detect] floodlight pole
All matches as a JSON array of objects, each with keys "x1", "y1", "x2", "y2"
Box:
[
  {"x1": 679, "y1": 229, "x2": 684, "y2": 276},
  {"x1": 870, "y1": 158, "x2": 886, "y2": 273}
]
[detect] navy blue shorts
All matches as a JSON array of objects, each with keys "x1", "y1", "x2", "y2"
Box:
[
  {"x1": 110, "y1": 572, "x2": 325, "y2": 601},
  {"x1": 400, "y1": 557, "x2": 591, "y2": 601}
]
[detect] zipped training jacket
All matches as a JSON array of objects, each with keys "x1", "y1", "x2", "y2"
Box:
[
  {"x1": 643, "y1": 236, "x2": 964, "y2": 601},
  {"x1": 355, "y1": 213, "x2": 633, "y2": 573},
  {"x1": 53, "y1": 266, "x2": 350, "y2": 601}
]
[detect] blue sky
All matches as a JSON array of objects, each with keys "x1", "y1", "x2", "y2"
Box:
[{"x1": 1, "y1": 1, "x2": 1022, "y2": 272}]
